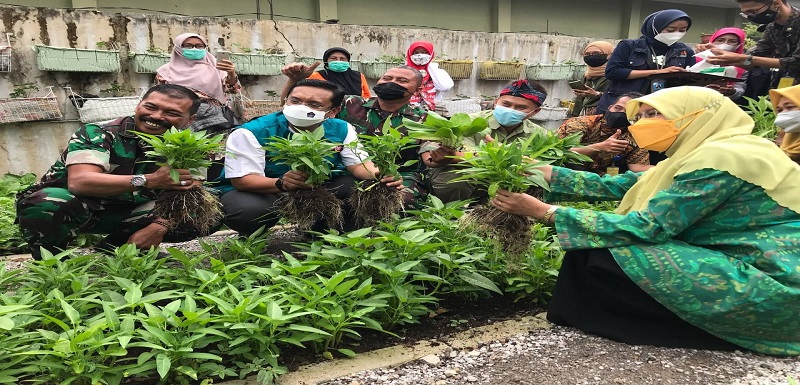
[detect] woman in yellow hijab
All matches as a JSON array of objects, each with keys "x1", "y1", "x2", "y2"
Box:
[
  {"x1": 491, "y1": 86, "x2": 800, "y2": 356},
  {"x1": 769, "y1": 85, "x2": 800, "y2": 165}
]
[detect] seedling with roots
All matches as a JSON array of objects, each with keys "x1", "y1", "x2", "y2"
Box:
[
  {"x1": 262, "y1": 126, "x2": 344, "y2": 230},
  {"x1": 136, "y1": 128, "x2": 224, "y2": 234},
  {"x1": 347, "y1": 121, "x2": 418, "y2": 226}
]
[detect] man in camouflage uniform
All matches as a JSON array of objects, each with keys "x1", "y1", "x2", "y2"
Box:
[
  {"x1": 281, "y1": 64, "x2": 428, "y2": 208},
  {"x1": 16, "y1": 84, "x2": 205, "y2": 259}
]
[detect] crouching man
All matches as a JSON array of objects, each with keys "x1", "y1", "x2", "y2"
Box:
[
  {"x1": 16, "y1": 84, "x2": 210, "y2": 259},
  {"x1": 216, "y1": 79, "x2": 401, "y2": 236}
]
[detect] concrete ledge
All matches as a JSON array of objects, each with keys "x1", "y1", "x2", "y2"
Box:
[{"x1": 234, "y1": 314, "x2": 552, "y2": 385}]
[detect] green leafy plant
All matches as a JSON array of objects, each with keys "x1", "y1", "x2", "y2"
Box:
[
  {"x1": 347, "y1": 123, "x2": 418, "y2": 227},
  {"x1": 136, "y1": 128, "x2": 225, "y2": 234},
  {"x1": 8, "y1": 83, "x2": 39, "y2": 98},
  {"x1": 450, "y1": 132, "x2": 589, "y2": 261},
  {"x1": 742, "y1": 95, "x2": 779, "y2": 139},
  {"x1": 263, "y1": 126, "x2": 340, "y2": 186},
  {"x1": 0, "y1": 172, "x2": 37, "y2": 255},
  {"x1": 263, "y1": 126, "x2": 345, "y2": 230},
  {"x1": 99, "y1": 81, "x2": 134, "y2": 97},
  {"x1": 403, "y1": 111, "x2": 489, "y2": 149}
]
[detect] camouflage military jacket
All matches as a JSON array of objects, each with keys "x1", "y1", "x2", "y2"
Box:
[
  {"x1": 752, "y1": 6, "x2": 800, "y2": 78},
  {"x1": 337, "y1": 96, "x2": 427, "y2": 172},
  {"x1": 26, "y1": 117, "x2": 160, "y2": 205}
]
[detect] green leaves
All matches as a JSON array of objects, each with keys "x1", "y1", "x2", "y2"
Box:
[
  {"x1": 742, "y1": 95, "x2": 779, "y2": 139},
  {"x1": 452, "y1": 131, "x2": 591, "y2": 196},
  {"x1": 404, "y1": 111, "x2": 488, "y2": 149},
  {"x1": 135, "y1": 128, "x2": 224, "y2": 182},
  {"x1": 351, "y1": 121, "x2": 418, "y2": 178},
  {"x1": 262, "y1": 126, "x2": 341, "y2": 186}
]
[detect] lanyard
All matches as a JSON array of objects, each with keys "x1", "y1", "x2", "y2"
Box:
[{"x1": 648, "y1": 46, "x2": 666, "y2": 70}]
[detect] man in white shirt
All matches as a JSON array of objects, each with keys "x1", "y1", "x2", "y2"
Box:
[{"x1": 215, "y1": 79, "x2": 401, "y2": 235}]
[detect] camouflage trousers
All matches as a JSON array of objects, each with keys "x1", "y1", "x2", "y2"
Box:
[{"x1": 16, "y1": 187, "x2": 200, "y2": 255}]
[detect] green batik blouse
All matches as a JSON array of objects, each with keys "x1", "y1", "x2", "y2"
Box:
[{"x1": 548, "y1": 166, "x2": 800, "y2": 356}]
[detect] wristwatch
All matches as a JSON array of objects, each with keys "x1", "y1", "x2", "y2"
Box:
[
  {"x1": 742, "y1": 54, "x2": 754, "y2": 66},
  {"x1": 275, "y1": 177, "x2": 287, "y2": 192},
  {"x1": 130, "y1": 174, "x2": 147, "y2": 188}
]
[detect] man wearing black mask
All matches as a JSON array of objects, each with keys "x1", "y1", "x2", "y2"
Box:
[
  {"x1": 707, "y1": 0, "x2": 800, "y2": 89},
  {"x1": 557, "y1": 92, "x2": 652, "y2": 174},
  {"x1": 280, "y1": 63, "x2": 428, "y2": 208}
]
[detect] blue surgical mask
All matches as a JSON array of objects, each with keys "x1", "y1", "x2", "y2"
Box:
[
  {"x1": 327, "y1": 61, "x2": 350, "y2": 72},
  {"x1": 493, "y1": 105, "x2": 529, "y2": 127},
  {"x1": 182, "y1": 48, "x2": 207, "y2": 60}
]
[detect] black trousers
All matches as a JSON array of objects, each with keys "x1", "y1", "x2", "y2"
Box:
[
  {"x1": 547, "y1": 248, "x2": 740, "y2": 351},
  {"x1": 220, "y1": 174, "x2": 358, "y2": 236}
]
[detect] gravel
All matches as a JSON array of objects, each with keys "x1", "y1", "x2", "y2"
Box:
[{"x1": 321, "y1": 327, "x2": 800, "y2": 385}]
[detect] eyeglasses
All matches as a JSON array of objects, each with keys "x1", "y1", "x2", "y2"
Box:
[
  {"x1": 629, "y1": 110, "x2": 663, "y2": 123},
  {"x1": 181, "y1": 43, "x2": 207, "y2": 49},
  {"x1": 740, "y1": 3, "x2": 768, "y2": 17},
  {"x1": 285, "y1": 97, "x2": 330, "y2": 111}
]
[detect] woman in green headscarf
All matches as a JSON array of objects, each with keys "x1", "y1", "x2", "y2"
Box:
[{"x1": 491, "y1": 86, "x2": 800, "y2": 356}]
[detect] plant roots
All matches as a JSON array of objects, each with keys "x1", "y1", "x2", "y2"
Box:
[
  {"x1": 462, "y1": 205, "x2": 532, "y2": 263},
  {"x1": 348, "y1": 182, "x2": 405, "y2": 228},
  {"x1": 278, "y1": 188, "x2": 343, "y2": 230},
  {"x1": 153, "y1": 186, "x2": 223, "y2": 235}
]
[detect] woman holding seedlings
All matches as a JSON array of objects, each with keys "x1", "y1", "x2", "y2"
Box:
[
  {"x1": 405, "y1": 41, "x2": 454, "y2": 111},
  {"x1": 492, "y1": 86, "x2": 800, "y2": 356}
]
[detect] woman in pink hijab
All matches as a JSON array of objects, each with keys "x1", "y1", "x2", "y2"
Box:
[
  {"x1": 405, "y1": 41, "x2": 454, "y2": 111},
  {"x1": 155, "y1": 33, "x2": 241, "y2": 107},
  {"x1": 695, "y1": 27, "x2": 747, "y2": 101}
]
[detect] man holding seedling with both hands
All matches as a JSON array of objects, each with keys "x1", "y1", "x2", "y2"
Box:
[
  {"x1": 16, "y1": 84, "x2": 207, "y2": 259},
  {"x1": 281, "y1": 62, "x2": 429, "y2": 208},
  {"x1": 216, "y1": 79, "x2": 403, "y2": 236},
  {"x1": 421, "y1": 79, "x2": 549, "y2": 204}
]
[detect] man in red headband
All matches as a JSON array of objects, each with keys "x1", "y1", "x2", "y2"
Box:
[{"x1": 421, "y1": 79, "x2": 548, "y2": 204}]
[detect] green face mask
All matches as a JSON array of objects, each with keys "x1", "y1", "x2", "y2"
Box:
[
  {"x1": 182, "y1": 48, "x2": 206, "y2": 60},
  {"x1": 327, "y1": 61, "x2": 350, "y2": 72}
]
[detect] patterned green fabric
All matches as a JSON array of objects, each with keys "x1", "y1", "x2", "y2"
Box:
[{"x1": 549, "y1": 166, "x2": 800, "y2": 356}]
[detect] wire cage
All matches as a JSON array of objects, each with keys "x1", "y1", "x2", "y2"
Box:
[
  {"x1": 435, "y1": 60, "x2": 474, "y2": 80},
  {"x1": 0, "y1": 87, "x2": 63, "y2": 124},
  {"x1": 524, "y1": 64, "x2": 575, "y2": 81},
  {"x1": 66, "y1": 87, "x2": 143, "y2": 124},
  {"x1": 34, "y1": 45, "x2": 120, "y2": 73},
  {"x1": 441, "y1": 98, "x2": 482, "y2": 117},
  {"x1": 479, "y1": 61, "x2": 525, "y2": 80},
  {"x1": 131, "y1": 52, "x2": 170, "y2": 73},
  {"x1": 0, "y1": 46, "x2": 10, "y2": 73},
  {"x1": 230, "y1": 53, "x2": 287, "y2": 76},
  {"x1": 233, "y1": 93, "x2": 282, "y2": 122},
  {"x1": 531, "y1": 106, "x2": 569, "y2": 121}
]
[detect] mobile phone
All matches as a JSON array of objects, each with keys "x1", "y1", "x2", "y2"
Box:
[
  {"x1": 215, "y1": 50, "x2": 231, "y2": 61},
  {"x1": 568, "y1": 80, "x2": 588, "y2": 90}
]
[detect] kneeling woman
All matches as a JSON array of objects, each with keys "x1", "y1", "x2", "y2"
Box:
[{"x1": 492, "y1": 86, "x2": 800, "y2": 356}]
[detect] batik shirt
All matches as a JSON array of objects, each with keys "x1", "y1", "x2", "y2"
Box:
[
  {"x1": 549, "y1": 166, "x2": 800, "y2": 356},
  {"x1": 27, "y1": 117, "x2": 159, "y2": 205},
  {"x1": 557, "y1": 115, "x2": 649, "y2": 174},
  {"x1": 752, "y1": 6, "x2": 800, "y2": 79}
]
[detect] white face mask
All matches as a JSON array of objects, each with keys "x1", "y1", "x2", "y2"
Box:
[
  {"x1": 410, "y1": 53, "x2": 432, "y2": 66},
  {"x1": 774, "y1": 110, "x2": 800, "y2": 133},
  {"x1": 716, "y1": 43, "x2": 738, "y2": 52},
  {"x1": 654, "y1": 31, "x2": 686, "y2": 46},
  {"x1": 282, "y1": 104, "x2": 329, "y2": 128}
]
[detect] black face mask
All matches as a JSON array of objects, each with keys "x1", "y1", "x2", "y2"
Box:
[
  {"x1": 604, "y1": 111, "x2": 630, "y2": 129},
  {"x1": 746, "y1": 5, "x2": 779, "y2": 25},
  {"x1": 373, "y1": 82, "x2": 409, "y2": 100},
  {"x1": 583, "y1": 54, "x2": 608, "y2": 67}
]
